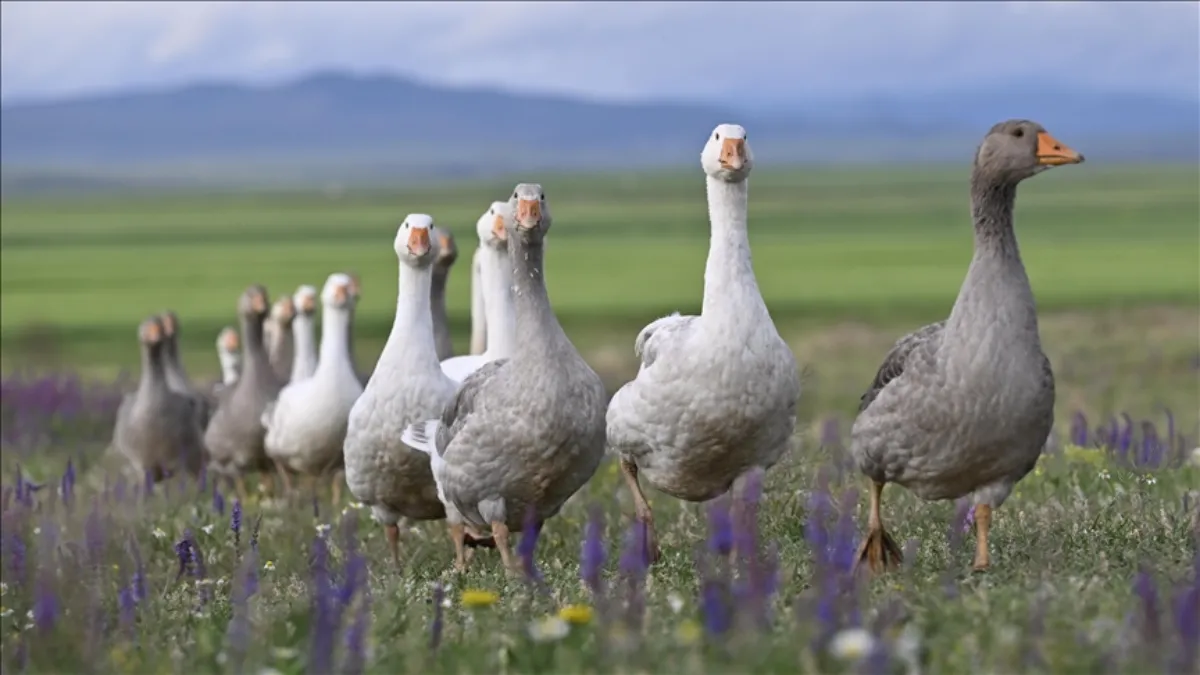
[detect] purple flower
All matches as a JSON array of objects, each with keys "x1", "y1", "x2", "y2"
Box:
[
  {"x1": 309, "y1": 535, "x2": 340, "y2": 675},
  {"x1": 1070, "y1": 411, "x2": 1089, "y2": 447},
  {"x1": 231, "y1": 499, "x2": 243, "y2": 547},
  {"x1": 701, "y1": 578, "x2": 732, "y2": 637},
  {"x1": 580, "y1": 506, "x2": 606, "y2": 596},
  {"x1": 129, "y1": 538, "x2": 147, "y2": 602},
  {"x1": 1173, "y1": 584, "x2": 1199, "y2": 673},
  {"x1": 250, "y1": 513, "x2": 262, "y2": 553},
  {"x1": 343, "y1": 589, "x2": 370, "y2": 675},
  {"x1": 33, "y1": 576, "x2": 59, "y2": 633},
  {"x1": 820, "y1": 417, "x2": 842, "y2": 448},
  {"x1": 707, "y1": 498, "x2": 734, "y2": 556},
  {"x1": 617, "y1": 522, "x2": 648, "y2": 629},
  {"x1": 517, "y1": 506, "x2": 544, "y2": 585},
  {"x1": 61, "y1": 459, "x2": 76, "y2": 508},
  {"x1": 212, "y1": 486, "x2": 225, "y2": 516},
  {"x1": 430, "y1": 582, "x2": 445, "y2": 651},
  {"x1": 118, "y1": 585, "x2": 137, "y2": 632},
  {"x1": 1133, "y1": 566, "x2": 1161, "y2": 646}
]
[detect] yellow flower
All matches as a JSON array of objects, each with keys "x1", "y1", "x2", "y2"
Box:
[
  {"x1": 675, "y1": 619, "x2": 702, "y2": 645},
  {"x1": 263, "y1": 561, "x2": 276, "y2": 571},
  {"x1": 460, "y1": 589, "x2": 499, "y2": 608},
  {"x1": 558, "y1": 604, "x2": 593, "y2": 625}
]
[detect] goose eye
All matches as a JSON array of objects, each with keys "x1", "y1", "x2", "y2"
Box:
[
  {"x1": 714, "y1": 132, "x2": 720, "y2": 141},
  {"x1": 1012, "y1": 128, "x2": 1024, "y2": 138},
  {"x1": 488, "y1": 209, "x2": 493, "y2": 215},
  {"x1": 512, "y1": 191, "x2": 518, "y2": 199}
]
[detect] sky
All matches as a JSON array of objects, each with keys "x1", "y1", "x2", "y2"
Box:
[{"x1": 1, "y1": 1, "x2": 1197, "y2": 107}]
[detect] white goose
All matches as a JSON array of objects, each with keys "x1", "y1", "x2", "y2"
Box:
[
  {"x1": 468, "y1": 244, "x2": 488, "y2": 355},
  {"x1": 438, "y1": 202, "x2": 517, "y2": 383},
  {"x1": 262, "y1": 273, "x2": 364, "y2": 498},
  {"x1": 344, "y1": 215, "x2": 493, "y2": 564},
  {"x1": 289, "y1": 285, "x2": 319, "y2": 383},
  {"x1": 605, "y1": 123, "x2": 801, "y2": 563}
]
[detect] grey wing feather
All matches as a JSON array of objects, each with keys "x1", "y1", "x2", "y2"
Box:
[
  {"x1": 858, "y1": 320, "x2": 945, "y2": 412},
  {"x1": 634, "y1": 313, "x2": 697, "y2": 369},
  {"x1": 435, "y1": 358, "x2": 509, "y2": 454}
]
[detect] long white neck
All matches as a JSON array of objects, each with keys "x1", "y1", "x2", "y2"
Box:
[
  {"x1": 379, "y1": 261, "x2": 442, "y2": 372},
  {"x1": 218, "y1": 351, "x2": 241, "y2": 385},
  {"x1": 315, "y1": 305, "x2": 353, "y2": 378},
  {"x1": 290, "y1": 314, "x2": 318, "y2": 381},
  {"x1": 702, "y1": 176, "x2": 763, "y2": 320},
  {"x1": 480, "y1": 245, "x2": 517, "y2": 358},
  {"x1": 469, "y1": 248, "x2": 488, "y2": 355}
]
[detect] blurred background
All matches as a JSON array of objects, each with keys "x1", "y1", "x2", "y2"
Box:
[{"x1": 1, "y1": 1, "x2": 1197, "y2": 423}]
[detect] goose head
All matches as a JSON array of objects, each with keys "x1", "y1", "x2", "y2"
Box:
[
  {"x1": 394, "y1": 214, "x2": 439, "y2": 269},
  {"x1": 701, "y1": 123, "x2": 753, "y2": 183},
  {"x1": 475, "y1": 202, "x2": 510, "y2": 251},
  {"x1": 975, "y1": 120, "x2": 1084, "y2": 183},
  {"x1": 238, "y1": 285, "x2": 270, "y2": 321},
  {"x1": 139, "y1": 315, "x2": 166, "y2": 348},
  {"x1": 269, "y1": 296, "x2": 296, "y2": 327},
  {"x1": 507, "y1": 184, "x2": 552, "y2": 244},
  {"x1": 216, "y1": 326, "x2": 240, "y2": 355},
  {"x1": 322, "y1": 273, "x2": 358, "y2": 311},
  {"x1": 293, "y1": 285, "x2": 318, "y2": 317},
  {"x1": 158, "y1": 310, "x2": 181, "y2": 343},
  {"x1": 345, "y1": 273, "x2": 362, "y2": 303},
  {"x1": 433, "y1": 226, "x2": 459, "y2": 269}
]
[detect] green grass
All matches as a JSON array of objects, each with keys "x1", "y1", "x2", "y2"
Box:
[{"x1": 2, "y1": 164, "x2": 1196, "y2": 373}]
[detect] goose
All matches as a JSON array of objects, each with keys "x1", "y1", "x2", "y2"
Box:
[
  {"x1": 112, "y1": 316, "x2": 207, "y2": 482},
  {"x1": 158, "y1": 310, "x2": 216, "y2": 428},
  {"x1": 468, "y1": 244, "x2": 488, "y2": 355},
  {"x1": 264, "y1": 295, "x2": 297, "y2": 384},
  {"x1": 344, "y1": 215, "x2": 493, "y2": 564},
  {"x1": 401, "y1": 184, "x2": 608, "y2": 573},
  {"x1": 342, "y1": 272, "x2": 372, "y2": 387},
  {"x1": 436, "y1": 202, "x2": 517, "y2": 383},
  {"x1": 430, "y1": 226, "x2": 460, "y2": 361},
  {"x1": 850, "y1": 120, "x2": 1083, "y2": 574},
  {"x1": 606, "y1": 123, "x2": 801, "y2": 563},
  {"x1": 263, "y1": 273, "x2": 364, "y2": 500},
  {"x1": 212, "y1": 326, "x2": 241, "y2": 396},
  {"x1": 204, "y1": 285, "x2": 284, "y2": 499},
  {"x1": 290, "y1": 285, "x2": 319, "y2": 384}
]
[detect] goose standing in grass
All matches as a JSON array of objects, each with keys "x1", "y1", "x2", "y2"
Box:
[
  {"x1": 204, "y1": 285, "x2": 283, "y2": 499},
  {"x1": 264, "y1": 295, "x2": 297, "y2": 384},
  {"x1": 263, "y1": 273, "x2": 364, "y2": 501},
  {"x1": 112, "y1": 316, "x2": 207, "y2": 482},
  {"x1": 212, "y1": 327, "x2": 241, "y2": 395},
  {"x1": 289, "y1": 285, "x2": 319, "y2": 383},
  {"x1": 430, "y1": 226, "x2": 460, "y2": 361},
  {"x1": 402, "y1": 184, "x2": 608, "y2": 573},
  {"x1": 159, "y1": 310, "x2": 216, "y2": 428},
  {"x1": 605, "y1": 123, "x2": 801, "y2": 563},
  {"x1": 344, "y1": 215, "x2": 492, "y2": 564},
  {"x1": 850, "y1": 120, "x2": 1083, "y2": 574},
  {"x1": 437, "y1": 203, "x2": 517, "y2": 383},
  {"x1": 467, "y1": 205, "x2": 506, "y2": 356}
]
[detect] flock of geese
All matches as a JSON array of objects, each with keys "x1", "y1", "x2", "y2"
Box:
[{"x1": 111, "y1": 119, "x2": 1085, "y2": 574}]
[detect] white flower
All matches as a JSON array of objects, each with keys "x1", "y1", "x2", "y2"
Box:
[
  {"x1": 315, "y1": 523, "x2": 332, "y2": 537},
  {"x1": 152, "y1": 528, "x2": 167, "y2": 540},
  {"x1": 1144, "y1": 476, "x2": 1157, "y2": 486},
  {"x1": 1190, "y1": 447, "x2": 1200, "y2": 467},
  {"x1": 263, "y1": 561, "x2": 276, "y2": 571},
  {"x1": 0, "y1": 608, "x2": 12, "y2": 619},
  {"x1": 0, "y1": 582, "x2": 7, "y2": 596},
  {"x1": 33, "y1": 527, "x2": 41, "y2": 536},
  {"x1": 202, "y1": 524, "x2": 215, "y2": 535},
  {"x1": 666, "y1": 592, "x2": 685, "y2": 614},
  {"x1": 829, "y1": 628, "x2": 877, "y2": 662},
  {"x1": 1099, "y1": 470, "x2": 1111, "y2": 480},
  {"x1": 271, "y1": 647, "x2": 298, "y2": 659},
  {"x1": 527, "y1": 616, "x2": 570, "y2": 642}
]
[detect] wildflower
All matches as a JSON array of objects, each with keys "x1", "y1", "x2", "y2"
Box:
[
  {"x1": 202, "y1": 524, "x2": 215, "y2": 536},
  {"x1": 1144, "y1": 476, "x2": 1157, "y2": 486},
  {"x1": 152, "y1": 528, "x2": 167, "y2": 540},
  {"x1": 666, "y1": 593, "x2": 684, "y2": 614},
  {"x1": 231, "y1": 499, "x2": 243, "y2": 544},
  {"x1": 271, "y1": 647, "x2": 298, "y2": 659},
  {"x1": 580, "y1": 507, "x2": 606, "y2": 595},
  {"x1": 0, "y1": 582, "x2": 7, "y2": 596},
  {"x1": 527, "y1": 615, "x2": 570, "y2": 642},
  {"x1": 829, "y1": 627, "x2": 877, "y2": 661},
  {"x1": 315, "y1": 523, "x2": 331, "y2": 537},
  {"x1": 558, "y1": 604, "x2": 593, "y2": 625},
  {"x1": 263, "y1": 561, "x2": 276, "y2": 571},
  {"x1": 707, "y1": 498, "x2": 734, "y2": 556},
  {"x1": 518, "y1": 508, "x2": 545, "y2": 586},
  {"x1": 0, "y1": 607, "x2": 11, "y2": 618},
  {"x1": 675, "y1": 619, "x2": 702, "y2": 645},
  {"x1": 460, "y1": 589, "x2": 499, "y2": 608},
  {"x1": 212, "y1": 487, "x2": 225, "y2": 515}
]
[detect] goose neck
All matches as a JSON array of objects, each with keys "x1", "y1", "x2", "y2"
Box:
[
  {"x1": 240, "y1": 314, "x2": 270, "y2": 379},
  {"x1": 509, "y1": 236, "x2": 563, "y2": 351},
  {"x1": 139, "y1": 344, "x2": 168, "y2": 394},
  {"x1": 702, "y1": 176, "x2": 760, "y2": 317},
  {"x1": 482, "y1": 245, "x2": 519, "y2": 357},
  {"x1": 219, "y1": 353, "x2": 241, "y2": 385},
  {"x1": 380, "y1": 262, "x2": 441, "y2": 367},
  {"x1": 317, "y1": 305, "x2": 352, "y2": 373},
  {"x1": 969, "y1": 173, "x2": 1020, "y2": 258},
  {"x1": 290, "y1": 314, "x2": 317, "y2": 380}
]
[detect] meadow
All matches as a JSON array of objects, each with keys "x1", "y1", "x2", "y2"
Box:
[{"x1": 0, "y1": 162, "x2": 1198, "y2": 674}]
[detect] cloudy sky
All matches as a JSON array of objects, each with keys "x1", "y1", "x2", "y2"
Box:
[{"x1": 1, "y1": 1, "x2": 1197, "y2": 107}]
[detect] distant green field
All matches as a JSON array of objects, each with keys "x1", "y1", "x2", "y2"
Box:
[{"x1": 1, "y1": 164, "x2": 1197, "y2": 374}]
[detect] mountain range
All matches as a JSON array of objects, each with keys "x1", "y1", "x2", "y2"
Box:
[{"x1": 1, "y1": 71, "x2": 1196, "y2": 194}]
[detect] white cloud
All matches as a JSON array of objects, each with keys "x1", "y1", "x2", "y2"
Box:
[{"x1": 0, "y1": 1, "x2": 1196, "y2": 105}]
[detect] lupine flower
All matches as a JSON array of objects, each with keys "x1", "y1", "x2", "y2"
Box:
[
  {"x1": 231, "y1": 499, "x2": 243, "y2": 548},
  {"x1": 174, "y1": 535, "x2": 193, "y2": 580},
  {"x1": 580, "y1": 506, "x2": 606, "y2": 597},
  {"x1": 308, "y1": 535, "x2": 337, "y2": 675},
  {"x1": 117, "y1": 585, "x2": 136, "y2": 633},
  {"x1": 212, "y1": 486, "x2": 225, "y2": 516},
  {"x1": 33, "y1": 576, "x2": 58, "y2": 633},
  {"x1": 700, "y1": 577, "x2": 733, "y2": 637},
  {"x1": 1133, "y1": 566, "x2": 1161, "y2": 646},
  {"x1": 617, "y1": 521, "x2": 649, "y2": 631},
  {"x1": 517, "y1": 507, "x2": 544, "y2": 586},
  {"x1": 250, "y1": 513, "x2": 262, "y2": 553},
  {"x1": 707, "y1": 498, "x2": 734, "y2": 556},
  {"x1": 1173, "y1": 582, "x2": 1198, "y2": 673},
  {"x1": 1070, "y1": 411, "x2": 1090, "y2": 447},
  {"x1": 343, "y1": 592, "x2": 370, "y2": 675}
]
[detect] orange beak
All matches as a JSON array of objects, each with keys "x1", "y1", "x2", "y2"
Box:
[
  {"x1": 719, "y1": 138, "x2": 746, "y2": 170},
  {"x1": 221, "y1": 330, "x2": 240, "y2": 352},
  {"x1": 1036, "y1": 132, "x2": 1084, "y2": 166},
  {"x1": 251, "y1": 293, "x2": 267, "y2": 314},
  {"x1": 408, "y1": 227, "x2": 431, "y2": 256},
  {"x1": 492, "y1": 214, "x2": 507, "y2": 241},
  {"x1": 516, "y1": 199, "x2": 541, "y2": 229},
  {"x1": 300, "y1": 294, "x2": 316, "y2": 313},
  {"x1": 160, "y1": 313, "x2": 176, "y2": 336},
  {"x1": 333, "y1": 285, "x2": 349, "y2": 304},
  {"x1": 438, "y1": 233, "x2": 452, "y2": 255},
  {"x1": 277, "y1": 297, "x2": 295, "y2": 319}
]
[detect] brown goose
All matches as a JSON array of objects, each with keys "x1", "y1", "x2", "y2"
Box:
[
  {"x1": 112, "y1": 316, "x2": 207, "y2": 482},
  {"x1": 850, "y1": 120, "x2": 1084, "y2": 573},
  {"x1": 264, "y1": 295, "x2": 297, "y2": 385},
  {"x1": 203, "y1": 285, "x2": 284, "y2": 499}
]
